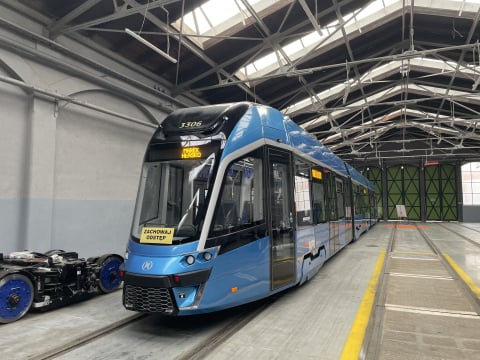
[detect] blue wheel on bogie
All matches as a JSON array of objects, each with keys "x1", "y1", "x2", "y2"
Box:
[
  {"x1": 98, "y1": 256, "x2": 123, "y2": 293},
  {"x1": 0, "y1": 273, "x2": 34, "y2": 324}
]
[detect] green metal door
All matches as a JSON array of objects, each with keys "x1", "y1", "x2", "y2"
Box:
[
  {"x1": 387, "y1": 165, "x2": 420, "y2": 220},
  {"x1": 425, "y1": 164, "x2": 458, "y2": 221}
]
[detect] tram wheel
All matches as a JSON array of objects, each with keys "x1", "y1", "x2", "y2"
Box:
[
  {"x1": 0, "y1": 273, "x2": 34, "y2": 323},
  {"x1": 98, "y1": 255, "x2": 123, "y2": 293}
]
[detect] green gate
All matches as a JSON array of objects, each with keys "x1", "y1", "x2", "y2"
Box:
[
  {"x1": 387, "y1": 165, "x2": 420, "y2": 220},
  {"x1": 425, "y1": 164, "x2": 458, "y2": 221}
]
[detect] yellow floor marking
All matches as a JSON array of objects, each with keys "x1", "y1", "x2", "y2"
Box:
[
  {"x1": 340, "y1": 250, "x2": 386, "y2": 360},
  {"x1": 443, "y1": 253, "x2": 480, "y2": 300}
]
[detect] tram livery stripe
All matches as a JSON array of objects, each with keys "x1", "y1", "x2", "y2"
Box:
[
  {"x1": 443, "y1": 253, "x2": 480, "y2": 300},
  {"x1": 340, "y1": 250, "x2": 386, "y2": 360}
]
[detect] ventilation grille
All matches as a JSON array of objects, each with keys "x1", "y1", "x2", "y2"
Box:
[{"x1": 124, "y1": 285, "x2": 175, "y2": 313}]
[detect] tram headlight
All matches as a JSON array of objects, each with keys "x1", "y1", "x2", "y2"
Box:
[
  {"x1": 203, "y1": 252, "x2": 212, "y2": 261},
  {"x1": 185, "y1": 255, "x2": 195, "y2": 265}
]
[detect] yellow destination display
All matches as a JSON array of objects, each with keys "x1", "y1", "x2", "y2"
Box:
[
  {"x1": 140, "y1": 227, "x2": 174, "y2": 244},
  {"x1": 311, "y1": 169, "x2": 323, "y2": 180},
  {"x1": 181, "y1": 147, "x2": 202, "y2": 159}
]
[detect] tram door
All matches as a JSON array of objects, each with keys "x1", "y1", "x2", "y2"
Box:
[
  {"x1": 326, "y1": 172, "x2": 339, "y2": 255},
  {"x1": 268, "y1": 149, "x2": 296, "y2": 290}
]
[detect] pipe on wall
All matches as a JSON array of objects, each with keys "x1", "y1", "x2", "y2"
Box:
[{"x1": 0, "y1": 73, "x2": 158, "y2": 129}]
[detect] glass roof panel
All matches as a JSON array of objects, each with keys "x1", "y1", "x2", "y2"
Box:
[
  {"x1": 284, "y1": 56, "x2": 480, "y2": 121},
  {"x1": 236, "y1": 0, "x2": 480, "y2": 81},
  {"x1": 236, "y1": 0, "x2": 398, "y2": 80},
  {"x1": 172, "y1": 0, "x2": 480, "y2": 95},
  {"x1": 171, "y1": 0, "x2": 282, "y2": 49}
]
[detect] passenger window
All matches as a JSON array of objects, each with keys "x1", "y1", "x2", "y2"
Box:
[
  {"x1": 210, "y1": 154, "x2": 264, "y2": 236},
  {"x1": 294, "y1": 159, "x2": 313, "y2": 226},
  {"x1": 312, "y1": 181, "x2": 326, "y2": 223},
  {"x1": 361, "y1": 186, "x2": 369, "y2": 217},
  {"x1": 337, "y1": 179, "x2": 345, "y2": 219}
]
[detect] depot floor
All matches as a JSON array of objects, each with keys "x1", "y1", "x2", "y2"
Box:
[{"x1": 1, "y1": 222, "x2": 479, "y2": 360}]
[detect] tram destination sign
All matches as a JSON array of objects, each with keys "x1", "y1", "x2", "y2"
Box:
[{"x1": 148, "y1": 140, "x2": 221, "y2": 161}]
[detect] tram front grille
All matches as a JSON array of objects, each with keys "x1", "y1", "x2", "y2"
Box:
[{"x1": 124, "y1": 285, "x2": 175, "y2": 313}]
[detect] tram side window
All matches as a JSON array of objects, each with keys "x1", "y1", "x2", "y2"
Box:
[
  {"x1": 370, "y1": 191, "x2": 376, "y2": 218},
  {"x1": 337, "y1": 179, "x2": 345, "y2": 219},
  {"x1": 361, "y1": 187, "x2": 370, "y2": 218},
  {"x1": 312, "y1": 181, "x2": 326, "y2": 223},
  {"x1": 295, "y1": 160, "x2": 313, "y2": 226},
  {"x1": 210, "y1": 155, "x2": 264, "y2": 235},
  {"x1": 355, "y1": 185, "x2": 363, "y2": 218},
  {"x1": 344, "y1": 181, "x2": 352, "y2": 220},
  {"x1": 355, "y1": 185, "x2": 367, "y2": 218},
  {"x1": 139, "y1": 164, "x2": 162, "y2": 224}
]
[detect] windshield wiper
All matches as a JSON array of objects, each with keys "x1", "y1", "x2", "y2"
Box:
[{"x1": 177, "y1": 188, "x2": 200, "y2": 231}]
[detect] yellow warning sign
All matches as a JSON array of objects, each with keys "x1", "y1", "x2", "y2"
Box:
[{"x1": 140, "y1": 227, "x2": 174, "y2": 244}]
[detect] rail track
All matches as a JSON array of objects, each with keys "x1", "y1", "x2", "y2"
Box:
[
  {"x1": 30, "y1": 296, "x2": 275, "y2": 360},
  {"x1": 364, "y1": 222, "x2": 480, "y2": 360},
  {"x1": 5, "y1": 222, "x2": 478, "y2": 360},
  {"x1": 437, "y1": 222, "x2": 480, "y2": 248},
  {"x1": 34, "y1": 313, "x2": 147, "y2": 360}
]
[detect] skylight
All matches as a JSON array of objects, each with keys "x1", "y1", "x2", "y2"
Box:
[
  {"x1": 283, "y1": 56, "x2": 480, "y2": 124},
  {"x1": 237, "y1": 0, "x2": 480, "y2": 82},
  {"x1": 300, "y1": 83, "x2": 480, "y2": 132},
  {"x1": 171, "y1": 0, "x2": 480, "y2": 109},
  {"x1": 171, "y1": 0, "x2": 284, "y2": 49},
  {"x1": 182, "y1": 0, "x2": 260, "y2": 34},
  {"x1": 237, "y1": 0, "x2": 398, "y2": 81},
  {"x1": 278, "y1": 0, "x2": 480, "y2": 119}
]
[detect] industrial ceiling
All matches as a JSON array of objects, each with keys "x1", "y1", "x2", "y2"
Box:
[{"x1": 4, "y1": 0, "x2": 480, "y2": 167}]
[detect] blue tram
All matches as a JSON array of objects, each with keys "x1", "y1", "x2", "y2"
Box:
[{"x1": 122, "y1": 102, "x2": 377, "y2": 315}]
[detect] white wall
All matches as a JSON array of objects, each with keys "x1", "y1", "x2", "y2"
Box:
[
  {"x1": 0, "y1": 67, "x2": 29, "y2": 252},
  {"x1": 0, "y1": 9, "x2": 190, "y2": 257}
]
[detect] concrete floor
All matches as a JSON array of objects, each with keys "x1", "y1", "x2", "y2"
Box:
[
  {"x1": 0, "y1": 222, "x2": 479, "y2": 360},
  {"x1": 366, "y1": 223, "x2": 480, "y2": 360}
]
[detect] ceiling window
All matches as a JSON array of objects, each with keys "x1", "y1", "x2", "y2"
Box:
[
  {"x1": 280, "y1": 0, "x2": 480, "y2": 118},
  {"x1": 171, "y1": 0, "x2": 284, "y2": 49},
  {"x1": 236, "y1": 0, "x2": 400, "y2": 80}
]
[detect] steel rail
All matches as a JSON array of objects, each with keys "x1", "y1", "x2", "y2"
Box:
[
  {"x1": 33, "y1": 313, "x2": 147, "y2": 360},
  {"x1": 414, "y1": 223, "x2": 480, "y2": 313},
  {"x1": 361, "y1": 223, "x2": 397, "y2": 360},
  {"x1": 437, "y1": 223, "x2": 480, "y2": 248}
]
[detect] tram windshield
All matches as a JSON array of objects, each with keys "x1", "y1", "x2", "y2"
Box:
[{"x1": 131, "y1": 140, "x2": 220, "y2": 242}]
